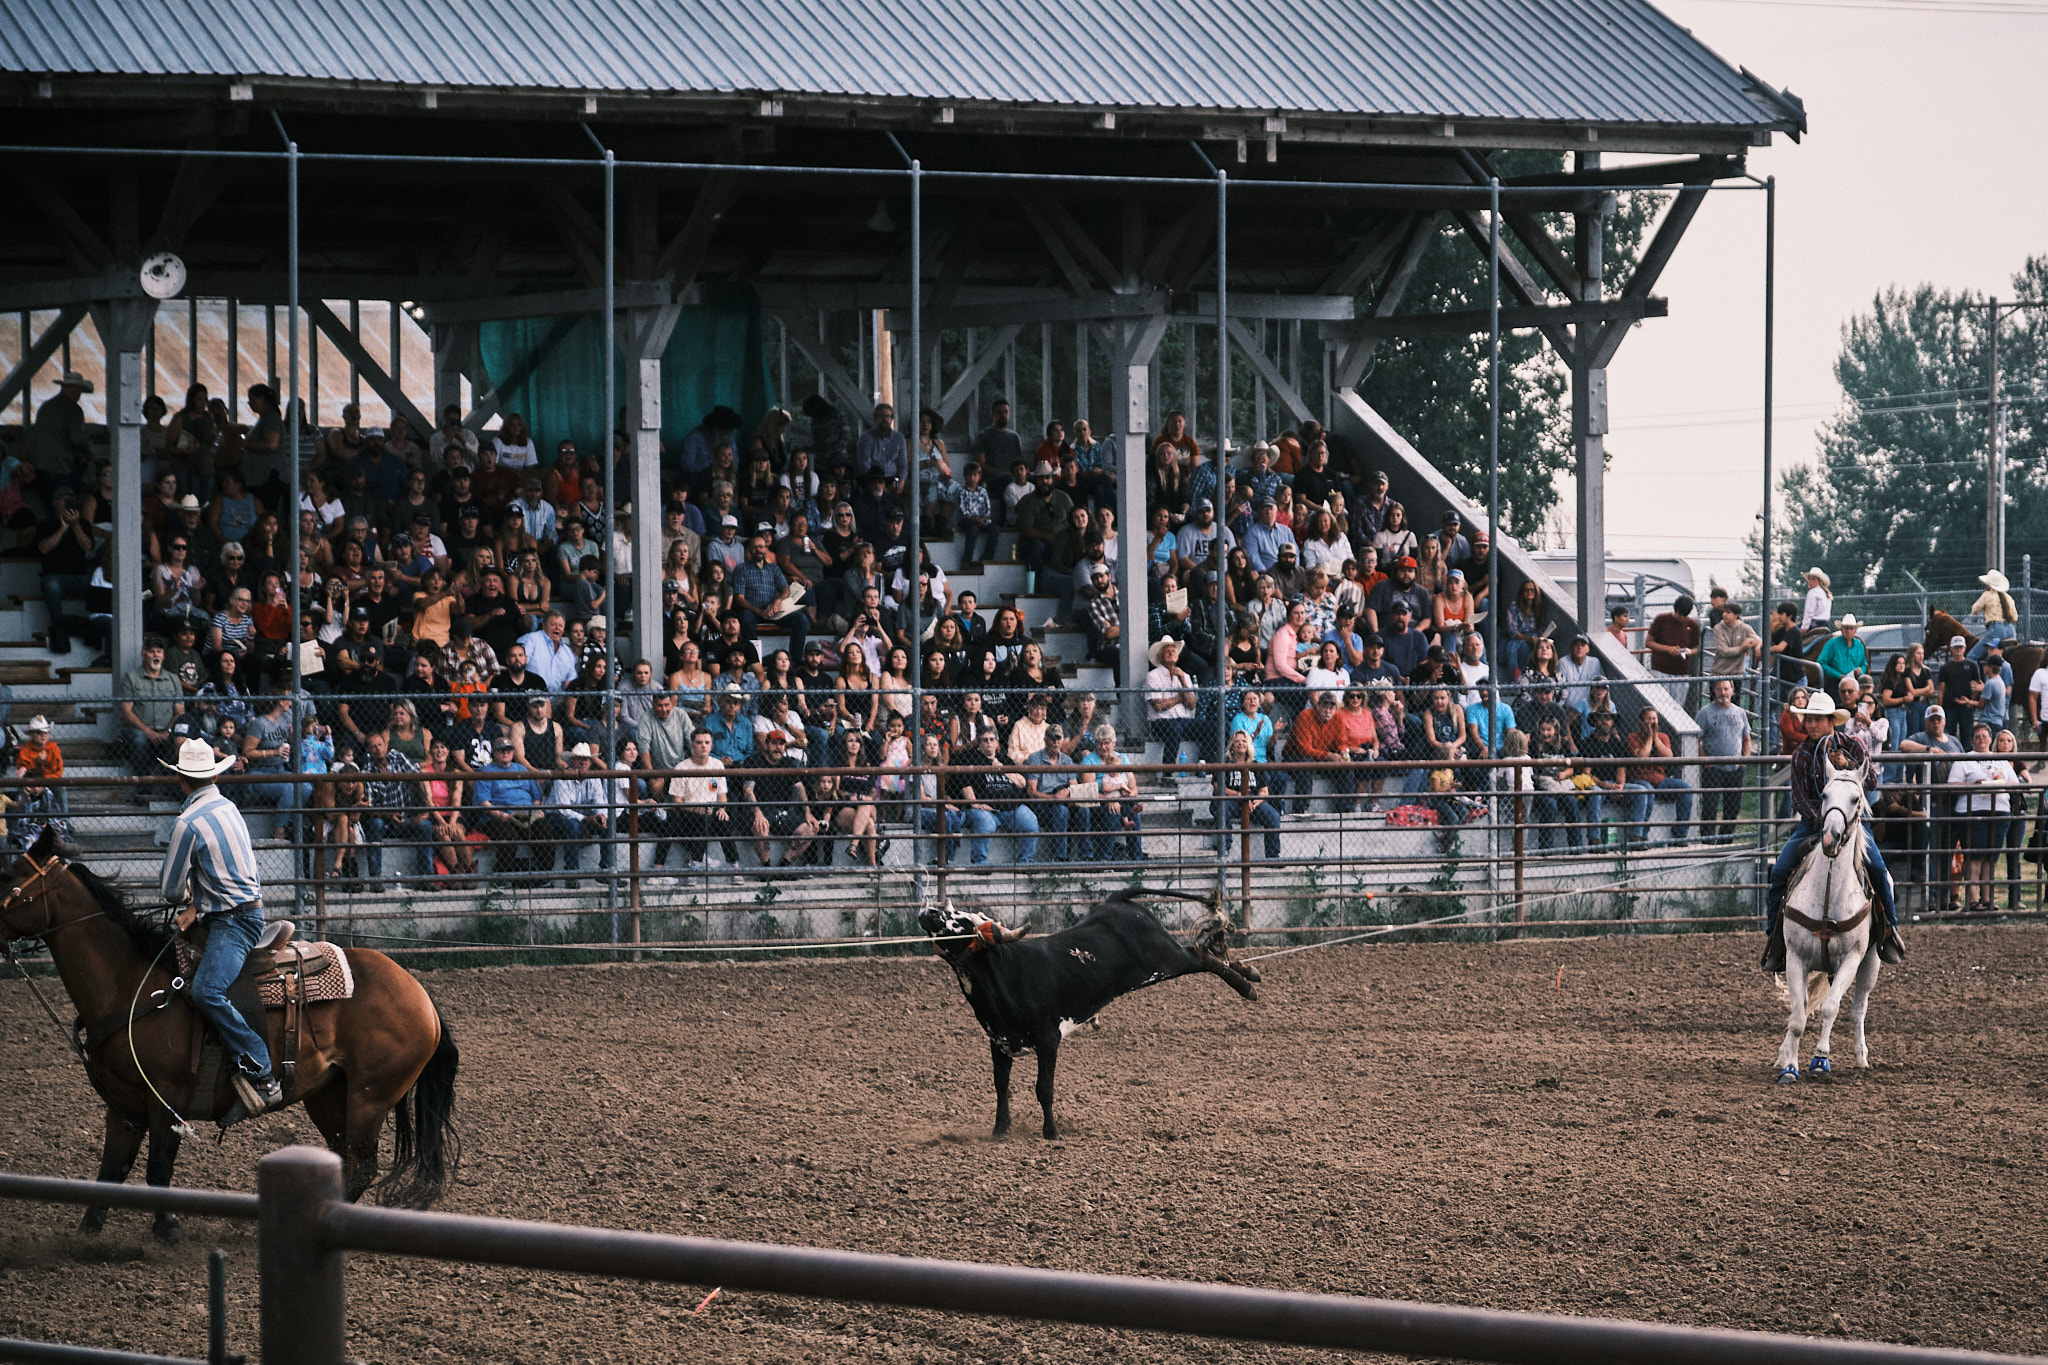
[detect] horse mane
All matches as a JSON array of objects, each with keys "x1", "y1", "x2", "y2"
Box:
[{"x1": 70, "y1": 862, "x2": 175, "y2": 960}]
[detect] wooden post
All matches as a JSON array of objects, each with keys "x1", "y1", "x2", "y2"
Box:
[{"x1": 258, "y1": 1147, "x2": 346, "y2": 1365}]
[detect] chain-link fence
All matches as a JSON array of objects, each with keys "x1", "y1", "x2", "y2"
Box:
[{"x1": 13, "y1": 663, "x2": 2047, "y2": 962}]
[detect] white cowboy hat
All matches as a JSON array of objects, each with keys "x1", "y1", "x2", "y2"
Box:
[
  {"x1": 1837, "y1": 614, "x2": 1860, "y2": 629},
  {"x1": 1981, "y1": 569, "x2": 2011, "y2": 593},
  {"x1": 24, "y1": 715, "x2": 50, "y2": 733},
  {"x1": 567, "y1": 743, "x2": 594, "y2": 760},
  {"x1": 1147, "y1": 637, "x2": 1181, "y2": 667},
  {"x1": 159, "y1": 737, "x2": 234, "y2": 779},
  {"x1": 175, "y1": 494, "x2": 202, "y2": 512},
  {"x1": 1804, "y1": 567, "x2": 1830, "y2": 588},
  {"x1": 1793, "y1": 694, "x2": 1838, "y2": 719}
]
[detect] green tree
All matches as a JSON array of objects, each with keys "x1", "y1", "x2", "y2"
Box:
[
  {"x1": 1358, "y1": 161, "x2": 1654, "y2": 540},
  {"x1": 1763, "y1": 256, "x2": 2048, "y2": 600}
]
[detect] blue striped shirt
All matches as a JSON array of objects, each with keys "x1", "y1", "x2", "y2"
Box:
[{"x1": 161, "y1": 785, "x2": 263, "y2": 916}]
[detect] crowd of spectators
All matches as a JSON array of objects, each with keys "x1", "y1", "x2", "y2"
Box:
[{"x1": 22, "y1": 367, "x2": 2045, "y2": 886}]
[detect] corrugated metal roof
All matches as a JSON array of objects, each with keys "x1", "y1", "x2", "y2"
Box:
[{"x1": 0, "y1": 0, "x2": 1790, "y2": 130}]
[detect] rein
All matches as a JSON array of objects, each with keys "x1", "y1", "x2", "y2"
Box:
[
  {"x1": 0, "y1": 858, "x2": 193, "y2": 1131},
  {"x1": 1788, "y1": 775, "x2": 1875, "y2": 956}
]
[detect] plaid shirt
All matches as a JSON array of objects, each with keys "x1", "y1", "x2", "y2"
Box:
[
  {"x1": 1087, "y1": 586, "x2": 1121, "y2": 644},
  {"x1": 957, "y1": 484, "x2": 993, "y2": 523},
  {"x1": 440, "y1": 636, "x2": 499, "y2": 680},
  {"x1": 1188, "y1": 462, "x2": 1218, "y2": 509},
  {"x1": 1073, "y1": 435, "x2": 1117, "y2": 473},
  {"x1": 732, "y1": 559, "x2": 789, "y2": 610},
  {"x1": 363, "y1": 749, "x2": 421, "y2": 814}
]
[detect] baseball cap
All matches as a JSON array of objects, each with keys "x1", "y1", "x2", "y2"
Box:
[
  {"x1": 1194, "y1": 498, "x2": 1214, "y2": 511},
  {"x1": 803, "y1": 639, "x2": 825, "y2": 655},
  {"x1": 1043, "y1": 724, "x2": 1065, "y2": 741},
  {"x1": 1441, "y1": 510, "x2": 1462, "y2": 525},
  {"x1": 1277, "y1": 542, "x2": 1297, "y2": 556},
  {"x1": 1949, "y1": 635, "x2": 1966, "y2": 648},
  {"x1": 493, "y1": 736, "x2": 515, "y2": 750},
  {"x1": 721, "y1": 514, "x2": 740, "y2": 527},
  {"x1": 1254, "y1": 495, "x2": 1276, "y2": 508},
  {"x1": 1925, "y1": 704, "x2": 1946, "y2": 719},
  {"x1": 1336, "y1": 603, "x2": 1357, "y2": 618},
  {"x1": 350, "y1": 605, "x2": 370, "y2": 620},
  {"x1": 1362, "y1": 632, "x2": 1384, "y2": 647},
  {"x1": 1397, "y1": 556, "x2": 1417, "y2": 569},
  {"x1": 1388, "y1": 600, "x2": 1412, "y2": 616}
]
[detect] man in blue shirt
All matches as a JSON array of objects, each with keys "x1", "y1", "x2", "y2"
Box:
[
  {"x1": 161, "y1": 738, "x2": 281, "y2": 1117},
  {"x1": 475, "y1": 737, "x2": 575, "y2": 877},
  {"x1": 1242, "y1": 497, "x2": 1297, "y2": 573},
  {"x1": 704, "y1": 686, "x2": 757, "y2": 766},
  {"x1": 1463, "y1": 684, "x2": 1515, "y2": 758},
  {"x1": 732, "y1": 533, "x2": 802, "y2": 653},
  {"x1": 854, "y1": 403, "x2": 908, "y2": 486}
]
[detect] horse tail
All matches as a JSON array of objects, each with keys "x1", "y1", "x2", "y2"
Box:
[{"x1": 374, "y1": 1004, "x2": 462, "y2": 1209}]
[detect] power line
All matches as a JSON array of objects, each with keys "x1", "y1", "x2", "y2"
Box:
[{"x1": 1686, "y1": 0, "x2": 2048, "y2": 15}]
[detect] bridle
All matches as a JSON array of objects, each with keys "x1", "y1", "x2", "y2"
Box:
[{"x1": 0, "y1": 853, "x2": 82, "y2": 945}]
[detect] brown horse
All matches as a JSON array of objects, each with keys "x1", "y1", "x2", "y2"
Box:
[
  {"x1": 0, "y1": 828, "x2": 458, "y2": 1241},
  {"x1": 1925, "y1": 610, "x2": 2045, "y2": 709}
]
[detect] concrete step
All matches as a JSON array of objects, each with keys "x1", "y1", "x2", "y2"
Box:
[
  {"x1": 925, "y1": 537, "x2": 963, "y2": 574},
  {"x1": 962, "y1": 562, "x2": 1028, "y2": 598},
  {"x1": 1072, "y1": 665, "x2": 1115, "y2": 691},
  {"x1": 1039, "y1": 629, "x2": 1088, "y2": 658},
  {"x1": 1009, "y1": 593, "x2": 1063, "y2": 630}
]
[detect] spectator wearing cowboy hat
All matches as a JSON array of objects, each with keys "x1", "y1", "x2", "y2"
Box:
[
  {"x1": 552, "y1": 742, "x2": 616, "y2": 873},
  {"x1": 1969, "y1": 568, "x2": 2019, "y2": 662},
  {"x1": 1012, "y1": 460, "x2": 1073, "y2": 579},
  {"x1": 1145, "y1": 638, "x2": 1203, "y2": 766},
  {"x1": 1817, "y1": 614, "x2": 1868, "y2": 698},
  {"x1": 25, "y1": 369, "x2": 94, "y2": 487}
]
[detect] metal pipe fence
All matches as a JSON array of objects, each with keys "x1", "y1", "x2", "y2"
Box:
[
  {"x1": 3, "y1": 1152, "x2": 2042, "y2": 1365},
  {"x1": 13, "y1": 729, "x2": 2046, "y2": 959}
]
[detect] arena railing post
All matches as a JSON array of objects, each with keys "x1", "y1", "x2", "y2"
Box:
[{"x1": 258, "y1": 1146, "x2": 346, "y2": 1365}]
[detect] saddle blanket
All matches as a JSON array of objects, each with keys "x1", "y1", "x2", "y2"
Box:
[{"x1": 174, "y1": 938, "x2": 356, "y2": 1007}]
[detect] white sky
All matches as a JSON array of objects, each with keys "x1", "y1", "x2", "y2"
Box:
[{"x1": 1596, "y1": 0, "x2": 2048, "y2": 593}]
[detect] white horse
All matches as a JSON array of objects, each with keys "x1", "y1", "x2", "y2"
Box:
[{"x1": 1773, "y1": 762, "x2": 1884, "y2": 1083}]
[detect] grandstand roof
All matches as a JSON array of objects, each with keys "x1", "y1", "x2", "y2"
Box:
[{"x1": 0, "y1": 0, "x2": 1803, "y2": 151}]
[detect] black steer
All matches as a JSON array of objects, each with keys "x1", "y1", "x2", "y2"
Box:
[{"x1": 920, "y1": 888, "x2": 1260, "y2": 1139}]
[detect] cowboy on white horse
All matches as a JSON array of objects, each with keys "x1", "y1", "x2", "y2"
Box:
[{"x1": 1763, "y1": 692, "x2": 1904, "y2": 972}]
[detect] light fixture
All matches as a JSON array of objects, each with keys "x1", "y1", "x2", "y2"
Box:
[{"x1": 867, "y1": 199, "x2": 895, "y2": 233}]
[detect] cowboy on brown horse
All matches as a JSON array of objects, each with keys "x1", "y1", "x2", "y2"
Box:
[{"x1": 160, "y1": 737, "x2": 282, "y2": 1117}]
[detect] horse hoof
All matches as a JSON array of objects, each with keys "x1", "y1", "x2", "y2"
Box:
[
  {"x1": 1776, "y1": 1067, "x2": 1800, "y2": 1085},
  {"x1": 152, "y1": 1214, "x2": 184, "y2": 1246},
  {"x1": 1809, "y1": 1056, "x2": 1832, "y2": 1076},
  {"x1": 76, "y1": 1209, "x2": 107, "y2": 1237}
]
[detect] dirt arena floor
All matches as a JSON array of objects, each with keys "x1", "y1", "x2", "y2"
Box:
[{"x1": 5, "y1": 925, "x2": 2048, "y2": 1363}]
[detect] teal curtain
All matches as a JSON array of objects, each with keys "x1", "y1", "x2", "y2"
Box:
[{"x1": 476, "y1": 281, "x2": 773, "y2": 456}]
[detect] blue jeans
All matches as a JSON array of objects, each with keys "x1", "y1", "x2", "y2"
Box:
[
  {"x1": 964, "y1": 805, "x2": 1038, "y2": 864},
  {"x1": 1533, "y1": 792, "x2": 1587, "y2": 851},
  {"x1": 241, "y1": 765, "x2": 298, "y2": 811},
  {"x1": 40, "y1": 572, "x2": 89, "y2": 651},
  {"x1": 189, "y1": 907, "x2": 273, "y2": 1076},
  {"x1": 361, "y1": 813, "x2": 433, "y2": 877},
  {"x1": 1220, "y1": 797, "x2": 1283, "y2": 858},
  {"x1": 1033, "y1": 801, "x2": 1080, "y2": 861},
  {"x1": 919, "y1": 807, "x2": 966, "y2": 865},
  {"x1": 1505, "y1": 638, "x2": 1533, "y2": 679},
  {"x1": 1766, "y1": 820, "x2": 1897, "y2": 934},
  {"x1": 1969, "y1": 622, "x2": 2015, "y2": 662},
  {"x1": 1624, "y1": 777, "x2": 1694, "y2": 842},
  {"x1": 961, "y1": 519, "x2": 1000, "y2": 564},
  {"x1": 1151, "y1": 716, "x2": 1205, "y2": 767}
]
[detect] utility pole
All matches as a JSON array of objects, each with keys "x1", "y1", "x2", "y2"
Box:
[
  {"x1": 1968, "y1": 296, "x2": 2048, "y2": 575},
  {"x1": 1988, "y1": 298, "x2": 2002, "y2": 576}
]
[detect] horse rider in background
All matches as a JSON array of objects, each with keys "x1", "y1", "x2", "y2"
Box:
[{"x1": 1763, "y1": 693, "x2": 1905, "y2": 972}]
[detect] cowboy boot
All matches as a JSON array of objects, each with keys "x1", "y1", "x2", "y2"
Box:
[
  {"x1": 1760, "y1": 917, "x2": 1786, "y2": 973},
  {"x1": 1877, "y1": 923, "x2": 1905, "y2": 965}
]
